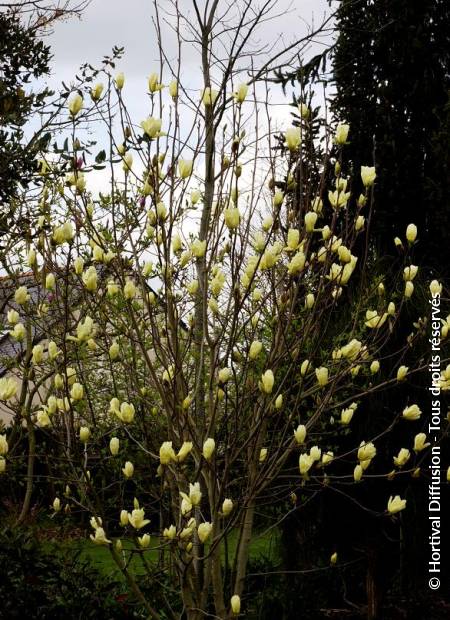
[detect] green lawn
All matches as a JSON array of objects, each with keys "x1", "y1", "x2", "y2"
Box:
[{"x1": 68, "y1": 528, "x2": 280, "y2": 579}]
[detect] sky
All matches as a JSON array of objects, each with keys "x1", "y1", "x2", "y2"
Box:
[
  {"x1": 40, "y1": 0, "x2": 335, "y2": 195},
  {"x1": 45, "y1": 0, "x2": 334, "y2": 123}
]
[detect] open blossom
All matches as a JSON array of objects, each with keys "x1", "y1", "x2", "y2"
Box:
[
  {"x1": 128, "y1": 508, "x2": 150, "y2": 529},
  {"x1": 414, "y1": 433, "x2": 430, "y2": 452},
  {"x1": 393, "y1": 448, "x2": 410, "y2": 467},
  {"x1": 160, "y1": 441, "x2": 176, "y2": 464},
  {"x1": 387, "y1": 495, "x2": 407, "y2": 515},
  {"x1": 90, "y1": 527, "x2": 111, "y2": 545},
  {"x1": 402, "y1": 404, "x2": 422, "y2": 420},
  {"x1": 358, "y1": 441, "x2": 376, "y2": 462}
]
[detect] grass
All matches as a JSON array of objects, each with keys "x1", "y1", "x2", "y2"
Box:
[{"x1": 66, "y1": 527, "x2": 280, "y2": 580}]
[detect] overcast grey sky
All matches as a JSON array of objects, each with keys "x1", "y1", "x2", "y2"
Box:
[{"x1": 45, "y1": 0, "x2": 333, "y2": 122}]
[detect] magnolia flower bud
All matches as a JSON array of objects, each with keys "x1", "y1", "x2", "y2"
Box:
[
  {"x1": 32, "y1": 344, "x2": 44, "y2": 365},
  {"x1": 304, "y1": 211, "x2": 317, "y2": 232},
  {"x1": 273, "y1": 190, "x2": 284, "y2": 208},
  {"x1": 413, "y1": 433, "x2": 429, "y2": 452},
  {"x1": 249, "y1": 341, "x2": 263, "y2": 360},
  {"x1": 202, "y1": 87, "x2": 218, "y2": 106},
  {"x1": 355, "y1": 215, "x2": 365, "y2": 231},
  {"x1": 177, "y1": 441, "x2": 193, "y2": 462},
  {"x1": 335, "y1": 123, "x2": 349, "y2": 145},
  {"x1": 300, "y1": 359, "x2": 312, "y2": 376},
  {"x1": 294, "y1": 424, "x2": 306, "y2": 445},
  {"x1": 115, "y1": 72, "x2": 125, "y2": 89},
  {"x1": 110, "y1": 437, "x2": 120, "y2": 456},
  {"x1": 178, "y1": 159, "x2": 193, "y2": 179},
  {"x1": 203, "y1": 437, "x2": 215, "y2": 461},
  {"x1": 370, "y1": 360, "x2": 380, "y2": 374},
  {"x1": 14, "y1": 286, "x2": 29, "y2": 305},
  {"x1": 197, "y1": 521, "x2": 213, "y2": 543},
  {"x1": 0, "y1": 434, "x2": 9, "y2": 455},
  {"x1": 234, "y1": 83, "x2": 248, "y2": 103},
  {"x1": 79, "y1": 426, "x2": 90, "y2": 443},
  {"x1": 159, "y1": 441, "x2": 176, "y2": 465},
  {"x1": 123, "y1": 280, "x2": 136, "y2": 300},
  {"x1": 122, "y1": 461, "x2": 134, "y2": 478},
  {"x1": 191, "y1": 239, "x2": 206, "y2": 258},
  {"x1": 406, "y1": 223, "x2": 417, "y2": 243},
  {"x1": 396, "y1": 365, "x2": 408, "y2": 381},
  {"x1": 299, "y1": 453, "x2": 313, "y2": 475},
  {"x1": 275, "y1": 394, "x2": 283, "y2": 409},
  {"x1": 148, "y1": 72, "x2": 163, "y2": 93},
  {"x1": 224, "y1": 207, "x2": 240, "y2": 230},
  {"x1": 354, "y1": 464, "x2": 363, "y2": 482},
  {"x1": 218, "y1": 367, "x2": 232, "y2": 384},
  {"x1": 231, "y1": 594, "x2": 241, "y2": 615},
  {"x1": 404, "y1": 281, "x2": 414, "y2": 298},
  {"x1": 361, "y1": 165, "x2": 376, "y2": 187},
  {"x1": 109, "y1": 341, "x2": 120, "y2": 360},
  {"x1": 259, "y1": 448, "x2": 268, "y2": 462},
  {"x1": 260, "y1": 369, "x2": 274, "y2": 394},
  {"x1": 285, "y1": 127, "x2": 301, "y2": 151},
  {"x1": 68, "y1": 93, "x2": 83, "y2": 117},
  {"x1": 315, "y1": 366, "x2": 329, "y2": 387},
  {"x1": 429, "y1": 280, "x2": 442, "y2": 296},
  {"x1": 91, "y1": 82, "x2": 103, "y2": 101},
  {"x1": 222, "y1": 498, "x2": 233, "y2": 516},
  {"x1": 169, "y1": 79, "x2": 178, "y2": 98},
  {"x1": 305, "y1": 293, "x2": 315, "y2": 309},
  {"x1": 70, "y1": 382, "x2": 84, "y2": 401},
  {"x1": 262, "y1": 215, "x2": 274, "y2": 231},
  {"x1": 53, "y1": 497, "x2": 61, "y2": 512},
  {"x1": 120, "y1": 510, "x2": 129, "y2": 526},
  {"x1": 403, "y1": 265, "x2": 418, "y2": 281},
  {"x1": 7, "y1": 309, "x2": 19, "y2": 325}
]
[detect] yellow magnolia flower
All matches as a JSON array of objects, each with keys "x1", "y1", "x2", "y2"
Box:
[
  {"x1": 294, "y1": 425, "x2": 307, "y2": 445},
  {"x1": 402, "y1": 404, "x2": 422, "y2": 421},
  {"x1": 361, "y1": 165, "x2": 376, "y2": 187},
  {"x1": 231, "y1": 594, "x2": 241, "y2": 615},
  {"x1": 122, "y1": 461, "x2": 134, "y2": 478},
  {"x1": 160, "y1": 441, "x2": 176, "y2": 465},
  {"x1": 110, "y1": 437, "x2": 120, "y2": 455},
  {"x1": 260, "y1": 370, "x2": 274, "y2": 394},
  {"x1": 334, "y1": 123, "x2": 349, "y2": 145},
  {"x1": 393, "y1": 448, "x2": 410, "y2": 468},
  {"x1": 285, "y1": 126, "x2": 301, "y2": 150},
  {"x1": 68, "y1": 93, "x2": 83, "y2": 117},
  {"x1": 178, "y1": 159, "x2": 193, "y2": 179},
  {"x1": 128, "y1": 508, "x2": 150, "y2": 529},
  {"x1": 387, "y1": 495, "x2": 406, "y2": 515},
  {"x1": 197, "y1": 521, "x2": 212, "y2": 543},
  {"x1": 203, "y1": 437, "x2": 215, "y2": 460},
  {"x1": 299, "y1": 453, "x2": 314, "y2": 475}
]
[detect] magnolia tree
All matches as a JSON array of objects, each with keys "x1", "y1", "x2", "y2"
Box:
[{"x1": 0, "y1": 1, "x2": 448, "y2": 619}]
